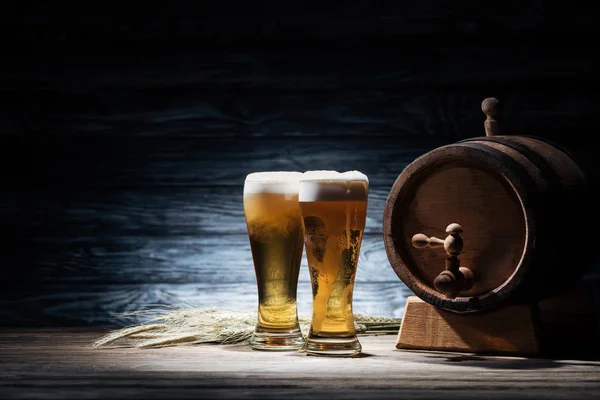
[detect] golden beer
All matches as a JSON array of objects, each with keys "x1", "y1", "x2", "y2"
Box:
[
  {"x1": 243, "y1": 172, "x2": 305, "y2": 350},
  {"x1": 299, "y1": 171, "x2": 368, "y2": 356}
]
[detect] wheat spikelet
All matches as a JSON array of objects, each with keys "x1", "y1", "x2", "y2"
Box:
[
  {"x1": 137, "y1": 333, "x2": 206, "y2": 348},
  {"x1": 92, "y1": 324, "x2": 168, "y2": 348}
]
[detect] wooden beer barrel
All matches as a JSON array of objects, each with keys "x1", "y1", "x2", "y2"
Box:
[{"x1": 383, "y1": 98, "x2": 597, "y2": 314}]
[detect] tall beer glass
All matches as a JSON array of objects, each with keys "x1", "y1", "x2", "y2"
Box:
[
  {"x1": 243, "y1": 172, "x2": 305, "y2": 350},
  {"x1": 299, "y1": 170, "x2": 368, "y2": 356}
]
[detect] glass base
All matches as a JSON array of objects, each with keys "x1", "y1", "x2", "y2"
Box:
[
  {"x1": 249, "y1": 331, "x2": 305, "y2": 351},
  {"x1": 303, "y1": 336, "x2": 362, "y2": 357}
]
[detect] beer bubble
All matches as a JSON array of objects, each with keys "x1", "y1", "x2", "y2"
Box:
[{"x1": 303, "y1": 216, "x2": 328, "y2": 262}]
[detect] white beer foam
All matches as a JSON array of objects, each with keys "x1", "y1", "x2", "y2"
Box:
[
  {"x1": 243, "y1": 171, "x2": 302, "y2": 195},
  {"x1": 299, "y1": 170, "x2": 369, "y2": 202}
]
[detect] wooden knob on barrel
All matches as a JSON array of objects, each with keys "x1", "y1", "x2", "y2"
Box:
[
  {"x1": 443, "y1": 223, "x2": 463, "y2": 255},
  {"x1": 482, "y1": 97, "x2": 501, "y2": 137},
  {"x1": 412, "y1": 223, "x2": 474, "y2": 299}
]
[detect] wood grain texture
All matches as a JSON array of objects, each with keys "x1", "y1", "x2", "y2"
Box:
[
  {"x1": 2, "y1": 329, "x2": 600, "y2": 400},
  {"x1": 2, "y1": 57, "x2": 596, "y2": 140},
  {"x1": 0, "y1": 137, "x2": 426, "y2": 326},
  {"x1": 0, "y1": 234, "x2": 394, "y2": 285},
  {"x1": 2, "y1": 6, "x2": 598, "y2": 143},
  {"x1": 0, "y1": 187, "x2": 390, "y2": 236},
  {"x1": 397, "y1": 294, "x2": 600, "y2": 359},
  {"x1": 0, "y1": 281, "x2": 408, "y2": 327},
  {"x1": 0, "y1": 233, "x2": 408, "y2": 326},
  {"x1": 396, "y1": 296, "x2": 540, "y2": 357},
  {"x1": 0, "y1": 137, "x2": 437, "y2": 188},
  {"x1": 394, "y1": 163, "x2": 527, "y2": 297},
  {"x1": 2, "y1": 3, "x2": 599, "y2": 330},
  {"x1": 383, "y1": 137, "x2": 598, "y2": 313}
]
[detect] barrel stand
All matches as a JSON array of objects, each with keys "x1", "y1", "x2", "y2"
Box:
[{"x1": 396, "y1": 287, "x2": 599, "y2": 359}]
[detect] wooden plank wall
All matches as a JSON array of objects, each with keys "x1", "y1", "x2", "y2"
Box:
[{"x1": 1, "y1": 3, "x2": 599, "y2": 326}]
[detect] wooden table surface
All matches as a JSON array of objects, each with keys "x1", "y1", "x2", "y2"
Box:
[{"x1": 2, "y1": 328, "x2": 600, "y2": 400}]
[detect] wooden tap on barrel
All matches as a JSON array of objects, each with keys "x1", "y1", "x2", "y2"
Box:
[
  {"x1": 411, "y1": 223, "x2": 473, "y2": 299},
  {"x1": 383, "y1": 97, "x2": 600, "y2": 358}
]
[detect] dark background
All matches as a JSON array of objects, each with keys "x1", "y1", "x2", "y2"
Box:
[{"x1": 1, "y1": 2, "x2": 599, "y2": 327}]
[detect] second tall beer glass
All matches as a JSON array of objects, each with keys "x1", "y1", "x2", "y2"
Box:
[
  {"x1": 299, "y1": 170, "x2": 368, "y2": 356},
  {"x1": 243, "y1": 172, "x2": 305, "y2": 350}
]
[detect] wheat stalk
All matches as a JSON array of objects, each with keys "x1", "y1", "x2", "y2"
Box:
[{"x1": 92, "y1": 306, "x2": 401, "y2": 349}]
